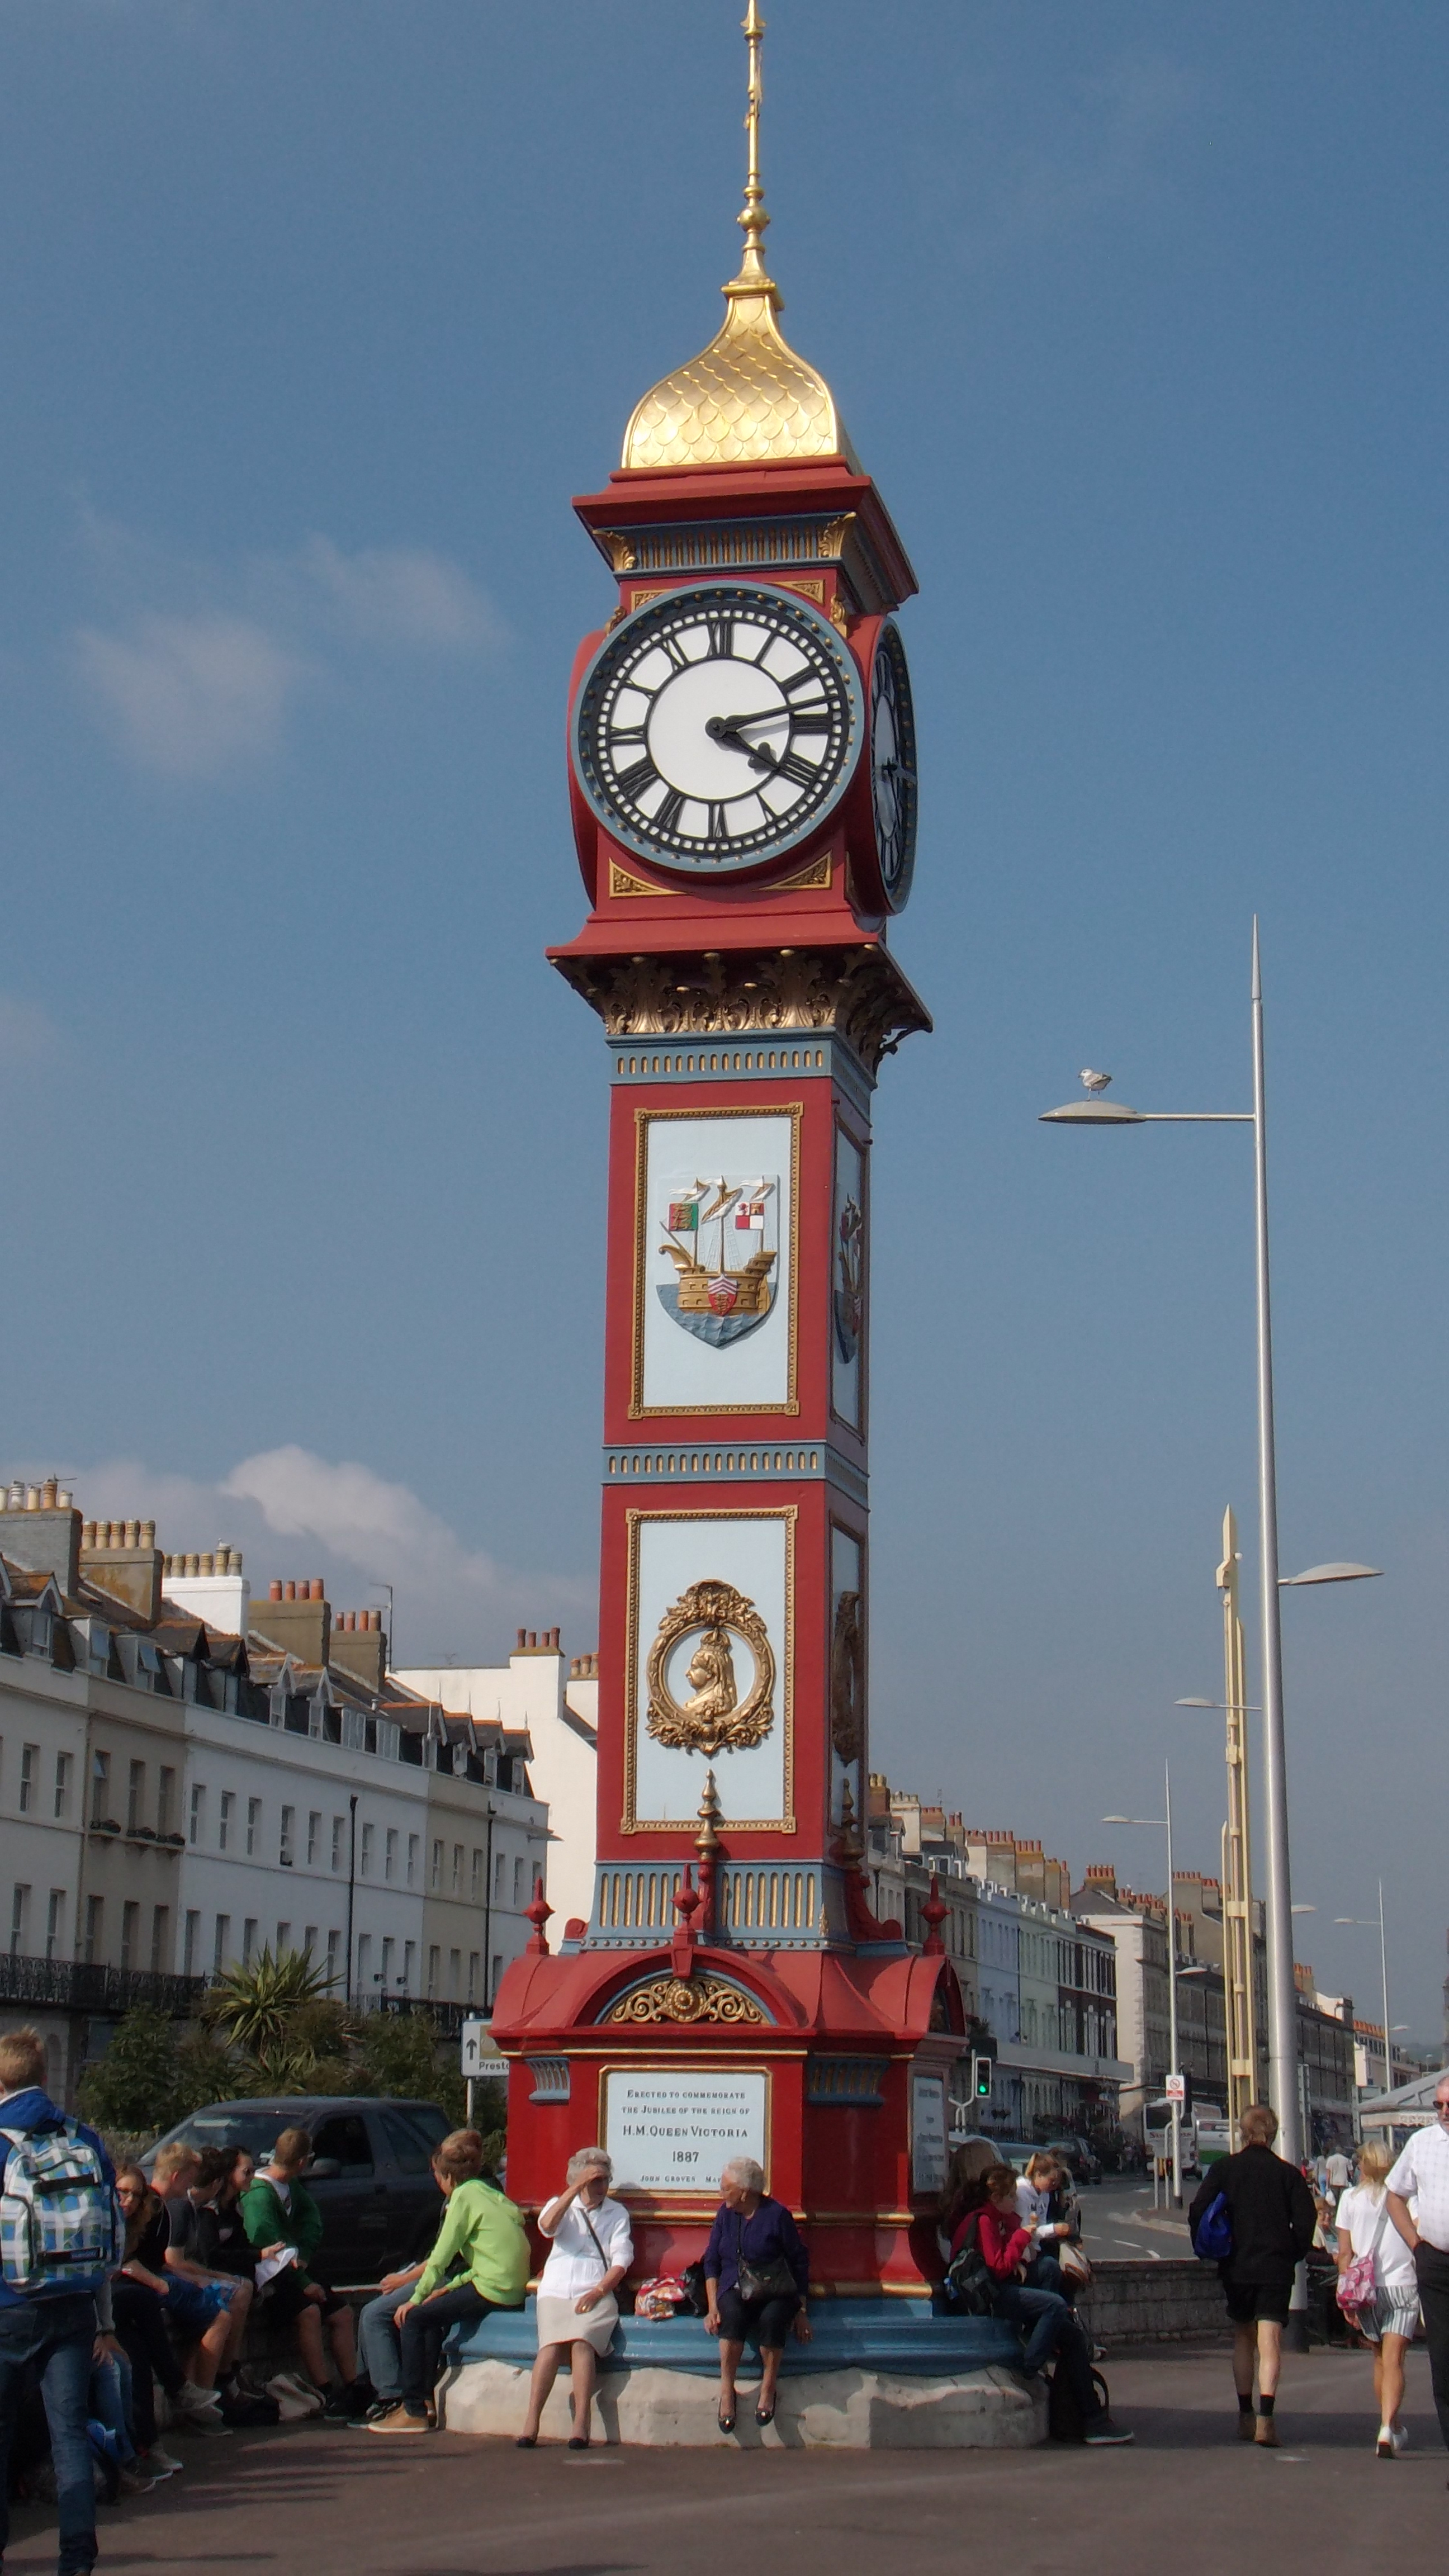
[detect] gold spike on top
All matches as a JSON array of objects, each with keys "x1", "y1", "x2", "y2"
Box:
[{"x1": 621, "y1": 3, "x2": 851, "y2": 473}]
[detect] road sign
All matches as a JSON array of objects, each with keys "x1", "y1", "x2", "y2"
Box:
[
  {"x1": 461, "y1": 2018, "x2": 500, "y2": 2078},
  {"x1": 1165, "y1": 2071, "x2": 1186, "y2": 2105}
]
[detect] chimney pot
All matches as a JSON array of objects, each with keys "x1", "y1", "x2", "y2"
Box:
[
  {"x1": 283, "y1": 1580, "x2": 296, "y2": 1602},
  {"x1": 268, "y1": 1580, "x2": 282, "y2": 1600},
  {"x1": 25, "y1": 1488, "x2": 39, "y2": 1511},
  {"x1": 83, "y1": 1523, "x2": 96, "y2": 1548},
  {"x1": 515, "y1": 1628, "x2": 525, "y2": 1651},
  {"x1": 124, "y1": 1521, "x2": 139, "y2": 1548},
  {"x1": 527, "y1": 1630, "x2": 537, "y2": 1649},
  {"x1": 310, "y1": 1579, "x2": 324, "y2": 1601},
  {"x1": 41, "y1": 1479, "x2": 58, "y2": 1510},
  {"x1": 58, "y1": 1489, "x2": 73, "y2": 1510},
  {"x1": 140, "y1": 1521, "x2": 155, "y2": 1547},
  {"x1": 200, "y1": 1553, "x2": 214, "y2": 1576}
]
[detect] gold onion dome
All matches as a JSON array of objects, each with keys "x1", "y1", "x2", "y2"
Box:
[{"x1": 621, "y1": 5, "x2": 853, "y2": 473}]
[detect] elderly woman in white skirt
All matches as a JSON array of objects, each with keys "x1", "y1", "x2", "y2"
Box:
[{"x1": 516, "y1": 2148, "x2": 632, "y2": 2450}]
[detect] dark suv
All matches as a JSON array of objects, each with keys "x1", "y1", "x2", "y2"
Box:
[{"x1": 141, "y1": 2097, "x2": 451, "y2": 2284}]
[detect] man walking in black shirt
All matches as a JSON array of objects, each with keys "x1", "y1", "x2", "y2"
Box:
[{"x1": 1188, "y1": 2103, "x2": 1317, "y2": 2446}]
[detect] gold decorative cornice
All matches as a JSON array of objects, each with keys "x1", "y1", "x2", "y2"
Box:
[
  {"x1": 604, "y1": 1971, "x2": 765, "y2": 2027},
  {"x1": 555, "y1": 943, "x2": 931, "y2": 1077},
  {"x1": 620, "y1": 5, "x2": 853, "y2": 474}
]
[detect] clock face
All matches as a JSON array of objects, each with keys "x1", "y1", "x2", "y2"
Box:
[
  {"x1": 869, "y1": 622, "x2": 917, "y2": 910},
  {"x1": 574, "y1": 581, "x2": 863, "y2": 874}
]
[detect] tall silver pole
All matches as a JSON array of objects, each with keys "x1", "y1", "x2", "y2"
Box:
[
  {"x1": 1166, "y1": 1759, "x2": 1182, "y2": 2204},
  {"x1": 1252, "y1": 920, "x2": 1298, "y2": 2165},
  {"x1": 1378, "y1": 1880, "x2": 1391, "y2": 2092}
]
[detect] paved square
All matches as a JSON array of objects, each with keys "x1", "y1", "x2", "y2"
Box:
[{"x1": 2, "y1": 2344, "x2": 1442, "y2": 2576}]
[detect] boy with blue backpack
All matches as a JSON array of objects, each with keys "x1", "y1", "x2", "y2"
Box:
[{"x1": 0, "y1": 2025, "x2": 123, "y2": 2576}]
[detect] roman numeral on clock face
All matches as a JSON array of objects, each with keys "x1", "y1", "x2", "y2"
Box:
[
  {"x1": 787, "y1": 709, "x2": 834, "y2": 735},
  {"x1": 614, "y1": 754, "x2": 659, "y2": 799},
  {"x1": 707, "y1": 802, "x2": 729, "y2": 840},
  {"x1": 654, "y1": 788, "x2": 685, "y2": 835},
  {"x1": 705, "y1": 613, "x2": 735, "y2": 659},
  {"x1": 775, "y1": 750, "x2": 819, "y2": 788}
]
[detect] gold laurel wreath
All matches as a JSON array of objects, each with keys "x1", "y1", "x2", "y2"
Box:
[{"x1": 645, "y1": 1578, "x2": 775, "y2": 1758}]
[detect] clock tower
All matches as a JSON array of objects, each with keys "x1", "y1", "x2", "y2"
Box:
[{"x1": 492, "y1": 6, "x2": 962, "y2": 2299}]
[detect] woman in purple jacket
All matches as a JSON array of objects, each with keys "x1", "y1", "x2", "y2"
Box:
[{"x1": 703, "y1": 2157, "x2": 811, "y2": 2432}]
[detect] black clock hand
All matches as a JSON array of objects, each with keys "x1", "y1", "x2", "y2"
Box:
[{"x1": 704, "y1": 714, "x2": 782, "y2": 773}]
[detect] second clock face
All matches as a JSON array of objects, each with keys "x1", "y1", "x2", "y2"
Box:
[{"x1": 574, "y1": 581, "x2": 862, "y2": 874}]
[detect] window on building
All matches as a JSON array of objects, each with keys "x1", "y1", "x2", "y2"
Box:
[
  {"x1": 213, "y1": 1916, "x2": 230, "y2": 1972},
  {"x1": 84, "y1": 1896, "x2": 102, "y2": 1964},
  {"x1": 45, "y1": 1890, "x2": 64, "y2": 1962},
  {"x1": 245, "y1": 1798, "x2": 261, "y2": 1857},
  {"x1": 331, "y1": 1816, "x2": 344, "y2": 1873},
  {"x1": 303, "y1": 1925, "x2": 317, "y2": 1957},
  {"x1": 470, "y1": 1849, "x2": 482, "y2": 1902},
  {"x1": 451, "y1": 1844, "x2": 463, "y2": 1896},
  {"x1": 150, "y1": 1906, "x2": 169, "y2": 1973},
  {"x1": 90, "y1": 1752, "x2": 110, "y2": 1827},
  {"x1": 126, "y1": 1761, "x2": 144, "y2": 1835},
  {"x1": 380, "y1": 1935, "x2": 394, "y2": 1993},
  {"x1": 276, "y1": 1921, "x2": 290, "y2": 1954},
  {"x1": 360, "y1": 1823, "x2": 373, "y2": 1878},
  {"x1": 467, "y1": 1952, "x2": 480, "y2": 2003},
  {"x1": 189, "y1": 1783, "x2": 205, "y2": 1846},
  {"x1": 430, "y1": 1840, "x2": 443, "y2": 1893},
  {"x1": 427, "y1": 1945, "x2": 439, "y2": 1998},
  {"x1": 402, "y1": 1939, "x2": 415, "y2": 1993},
  {"x1": 384, "y1": 1829, "x2": 397, "y2": 1884},
  {"x1": 219, "y1": 1791, "x2": 234, "y2": 1852},
  {"x1": 53, "y1": 1753, "x2": 70, "y2": 1819},
  {"x1": 512, "y1": 1857, "x2": 524, "y2": 1907},
  {"x1": 356, "y1": 1933, "x2": 372, "y2": 1991},
  {"x1": 280, "y1": 1807, "x2": 295, "y2": 1868},
  {"x1": 8, "y1": 1887, "x2": 29, "y2": 1957},
  {"x1": 493, "y1": 1850, "x2": 506, "y2": 1901},
  {"x1": 183, "y1": 1911, "x2": 200, "y2": 1976},
  {"x1": 326, "y1": 1928, "x2": 342, "y2": 1983},
  {"x1": 307, "y1": 1812, "x2": 320, "y2": 1867},
  {"x1": 242, "y1": 1919, "x2": 257, "y2": 1964},
  {"x1": 157, "y1": 1768, "x2": 175, "y2": 1839},
  {"x1": 407, "y1": 1835, "x2": 419, "y2": 1890},
  {"x1": 448, "y1": 1948, "x2": 461, "y2": 1997},
  {"x1": 18, "y1": 1746, "x2": 36, "y2": 1816},
  {"x1": 120, "y1": 1900, "x2": 139, "y2": 1971},
  {"x1": 490, "y1": 1953, "x2": 501, "y2": 2000}
]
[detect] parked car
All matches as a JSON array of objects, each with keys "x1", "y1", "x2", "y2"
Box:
[
  {"x1": 1047, "y1": 2135, "x2": 1104, "y2": 2186},
  {"x1": 140, "y1": 2097, "x2": 451, "y2": 2284}
]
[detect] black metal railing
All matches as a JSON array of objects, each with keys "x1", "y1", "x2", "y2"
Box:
[
  {"x1": 359, "y1": 1995, "x2": 471, "y2": 2040},
  {"x1": 0, "y1": 1956, "x2": 209, "y2": 2016}
]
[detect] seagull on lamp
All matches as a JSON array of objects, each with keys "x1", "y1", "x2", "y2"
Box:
[{"x1": 1078, "y1": 1068, "x2": 1112, "y2": 1096}]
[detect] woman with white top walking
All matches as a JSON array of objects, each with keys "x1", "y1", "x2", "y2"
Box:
[
  {"x1": 517, "y1": 2149, "x2": 632, "y2": 2450},
  {"x1": 1337, "y1": 2140, "x2": 1420, "y2": 2457}
]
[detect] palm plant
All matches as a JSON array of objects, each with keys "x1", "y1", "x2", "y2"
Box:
[{"x1": 201, "y1": 1945, "x2": 340, "y2": 2062}]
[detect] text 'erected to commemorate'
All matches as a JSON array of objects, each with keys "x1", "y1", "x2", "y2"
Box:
[{"x1": 604, "y1": 2069, "x2": 767, "y2": 2193}]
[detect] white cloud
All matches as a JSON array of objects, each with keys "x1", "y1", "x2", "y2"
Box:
[
  {"x1": 298, "y1": 538, "x2": 506, "y2": 651},
  {"x1": 0, "y1": 995, "x2": 60, "y2": 1071},
  {"x1": 56, "y1": 1446, "x2": 593, "y2": 1665},
  {"x1": 71, "y1": 522, "x2": 505, "y2": 779},
  {"x1": 74, "y1": 610, "x2": 313, "y2": 778}
]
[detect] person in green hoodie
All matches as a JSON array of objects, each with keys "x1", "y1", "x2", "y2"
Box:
[
  {"x1": 240, "y1": 2127, "x2": 364, "y2": 2413},
  {"x1": 368, "y1": 2132, "x2": 529, "y2": 2433}
]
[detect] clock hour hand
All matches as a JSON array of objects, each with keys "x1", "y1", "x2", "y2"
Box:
[{"x1": 704, "y1": 713, "x2": 783, "y2": 774}]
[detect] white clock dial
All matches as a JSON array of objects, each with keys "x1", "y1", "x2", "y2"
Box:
[
  {"x1": 869, "y1": 622, "x2": 917, "y2": 910},
  {"x1": 574, "y1": 582, "x2": 862, "y2": 873}
]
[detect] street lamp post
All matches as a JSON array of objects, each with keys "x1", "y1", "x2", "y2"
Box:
[
  {"x1": 1336, "y1": 1883, "x2": 1396, "y2": 2106},
  {"x1": 1043, "y1": 926, "x2": 1380, "y2": 2173},
  {"x1": 1104, "y1": 1768, "x2": 1182, "y2": 2203}
]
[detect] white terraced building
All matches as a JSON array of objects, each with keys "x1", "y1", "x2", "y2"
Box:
[{"x1": 0, "y1": 1484, "x2": 550, "y2": 2101}]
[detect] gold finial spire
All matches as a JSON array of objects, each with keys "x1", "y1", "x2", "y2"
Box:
[
  {"x1": 619, "y1": 0, "x2": 854, "y2": 472},
  {"x1": 731, "y1": 2, "x2": 772, "y2": 298}
]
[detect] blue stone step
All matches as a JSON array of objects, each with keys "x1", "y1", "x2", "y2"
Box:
[{"x1": 452, "y1": 2296, "x2": 1022, "y2": 2379}]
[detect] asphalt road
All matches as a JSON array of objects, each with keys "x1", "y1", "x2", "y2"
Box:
[
  {"x1": 4, "y1": 2346, "x2": 1442, "y2": 2576},
  {"x1": 1074, "y1": 2172, "x2": 1195, "y2": 2261}
]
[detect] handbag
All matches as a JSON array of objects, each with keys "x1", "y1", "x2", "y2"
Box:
[
  {"x1": 1191, "y1": 2191, "x2": 1234, "y2": 2262},
  {"x1": 734, "y1": 2210, "x2": 798, "y2": 2303},
  {"x1": 944, "y1": 2213, "x2": 995, "y2": 2317},
  {"x1": 1336, "y1": 2196, "x2": 1390, "y2": 2316},
  {"x1": 1057, "y1": 2241, "x2": 1093, "y2": 2288}
]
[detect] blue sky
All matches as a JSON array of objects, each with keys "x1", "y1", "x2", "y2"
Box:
[{"x1": 3, "y1": 1, "x2": 1446, "y2": 2039}]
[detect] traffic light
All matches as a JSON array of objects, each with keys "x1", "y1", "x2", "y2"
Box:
[{"x1": 971, "y1": 2052, "x2": 994, "y2": 2103}]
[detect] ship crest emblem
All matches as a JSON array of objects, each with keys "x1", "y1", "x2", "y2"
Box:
[
  {"x1": 657, "y1": 1176, "x2": 777, "y2": 1347},
  {"x1": 834, "y1": 1198, "x2": 864, "y2": 1364}
]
